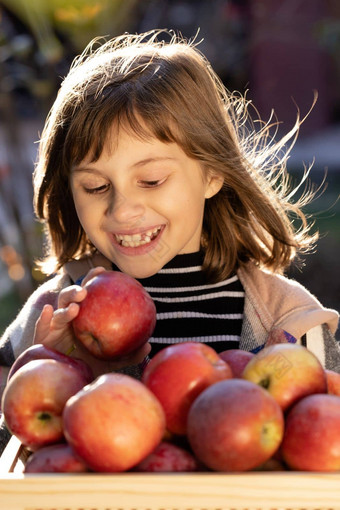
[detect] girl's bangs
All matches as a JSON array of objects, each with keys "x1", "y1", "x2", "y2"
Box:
[{"x1": 67, "y1": 94, "x2": 181, "y2": 169}]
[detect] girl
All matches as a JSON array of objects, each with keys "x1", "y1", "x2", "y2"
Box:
[{"x1": 1, "y1": 29, "x2": 339, "y2": 399}]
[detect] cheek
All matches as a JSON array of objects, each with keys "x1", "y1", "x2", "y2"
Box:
[
  {"x1": 73, "y1": 195, "x2": 99, "y2": 232},
  {"x1": 162, "y1": 178, "x2": 206, "y2": 214}
]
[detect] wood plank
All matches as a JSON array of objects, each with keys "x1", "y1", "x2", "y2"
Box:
[
  {"x1": 0, "y1": 471, "x2": 340, "y2": 510},
  {"x1": 0, "y1": 435, "x2": 23, "y2": 473},
  {"x1": 1, "y1": 437, "x2": 340, "y2": 510}
]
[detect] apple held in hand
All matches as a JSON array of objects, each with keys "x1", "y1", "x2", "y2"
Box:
[
  {"x1": 281, "y1": 394, "x2": 340, "y2": 471},
  {"x1": 72, "y1": 271, "x2": 156, "y2": 360},
  {"x1": 242, "y1": 343, "x2": 327, "y2": 411},
  {"x1": 142, "y1": 342, "x2": 232, "y2": 435},
  {"x1": 7, "y1": 343, "x2": 94, "y2": 384},
  {"x1": 187, "y1": 379, "x2": 284, "y2": 472},
  {"x1": 24, "y1": 443, "x2": 89, "y2": 473},
  {"x1": 62, "y1": 373, "x2": 166, "y2": 472},
  {"x1": 132, "y1": 441, "x2": 201, "y2": 472},
  {"x1": 2, "y1": 359, "x2": 89, "y2": 450},
  {"x1": 219, "y1": 349, "x2": 254, "y2": 378}
]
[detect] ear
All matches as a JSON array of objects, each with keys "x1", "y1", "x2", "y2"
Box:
[{"x1": 204, "y1": 172, "x2": 224, "y2": 199}]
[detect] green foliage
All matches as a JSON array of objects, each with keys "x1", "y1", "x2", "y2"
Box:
[{"x1": 1, "y1": 0, "x2": 141, "y2": 59}]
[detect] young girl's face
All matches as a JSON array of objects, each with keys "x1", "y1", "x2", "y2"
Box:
[{"x1": 70, "y1": 126, "x2": 222, "y2": 278}]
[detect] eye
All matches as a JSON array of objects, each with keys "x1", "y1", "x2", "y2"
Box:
[
  {"x1": 83, "y1": 183, "x2": 111, "y2": 194},
  {"x1": 138, "y1": 178, "x2": 166, "y2": 188}
]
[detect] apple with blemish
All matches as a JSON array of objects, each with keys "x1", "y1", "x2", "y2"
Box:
[
  {"x1": 72, "y1": 271, "x2": 156, "y2": 360},
  {"x1": 142, "y1": 342, "x2": 232, "y2": 435}
]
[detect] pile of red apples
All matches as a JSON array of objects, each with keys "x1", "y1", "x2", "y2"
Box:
[{"x1": 2, "y1": 271, "x2": 340, "y2": 474}]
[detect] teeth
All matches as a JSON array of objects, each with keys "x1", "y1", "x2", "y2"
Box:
[
  {"x1": 132, "y1": 234, "x2": 142, "y2": 241},
  {"x1": 115, "y1": 227, "x2": 161, "y2": 247}
]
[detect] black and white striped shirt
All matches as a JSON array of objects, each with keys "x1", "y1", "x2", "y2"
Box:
[{"x1": 134, "y1": 251, "x2": 245, "y2": 357}]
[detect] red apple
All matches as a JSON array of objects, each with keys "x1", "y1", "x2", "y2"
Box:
[
  {"x1": 326, "y1": 369, "x2": 340, "y2": 396},
  {"x1": 24, "y1": 443, "x2": 89, "y2": 473},
  {"x1": 281, "y1": 394, "x2": 340, "y2": 471},
  {"x1": 2, "y1": 359, "x2": 89, "y2": 450},
  {"x1": 7, "y1": 343, "x2": 94, "y2": 383},
  {"x1": 242, "y1": 343, "x2": 327, "y2": 411},
  {"x1": 219, "y1": 349, "x2": 254, "y2": 378},
  {"x1": 132, "y1": 441, "x2": 201, "y2": 472},
  {"x1": 187, "y1": 378, "x2": 284, "y2": 472},
  {"x1": 72, "y1": 270, "x2": 156, "y2": 360},
  {"x1": 62, "y1": 373, "x2": 165, "y2": 472},
  {"x1": 142, "y1": 342, "x2": 232, "y2": 435}
]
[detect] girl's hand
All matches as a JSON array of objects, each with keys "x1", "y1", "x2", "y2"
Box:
[
  {"x1": 33, "y1": 267, "x2": 106, "y2": 354},
  {"x1": 33, "y1": 266, "x2": 150, "y2": 376}
]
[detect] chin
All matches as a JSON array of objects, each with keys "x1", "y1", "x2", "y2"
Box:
[
  {"x1": 111, "y1": 259, "x2": 163, "y2": 280},
  {"x1": 129, "y1": 268, "x2": 160, "y2": 279}
]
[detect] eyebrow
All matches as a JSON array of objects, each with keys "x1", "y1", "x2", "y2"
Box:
[
  {"x1": 132, "y1": 156, "x2": 177, "y2": 168},
  {"x1": 73, "y1": 156, "x2": 177, "y2": 173}
]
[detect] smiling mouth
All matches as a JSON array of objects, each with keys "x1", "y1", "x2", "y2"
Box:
[{"x1": 114, "y1": 226, "x2": 162, "y2": 247}]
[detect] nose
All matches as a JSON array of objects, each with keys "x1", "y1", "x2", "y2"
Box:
[{"x1": 108, "y1": 189, "x2": 145, "y2": 226}]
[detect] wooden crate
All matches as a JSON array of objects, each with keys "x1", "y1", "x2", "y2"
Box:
[{"x1": 1, "y1": 436, "x2": 340, "y2": 510}]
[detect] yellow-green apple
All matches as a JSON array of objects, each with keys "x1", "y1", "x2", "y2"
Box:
[
  {"x1": 142, "y1": 342, "x2": 232, "y2": 435},
  {"x1": 7, "y1": 344, "x2": 94, "y2": 383},
  {"x1": 132, "y1": 441, "x2": 201, "y2": 472},
  {"x1": 219, "y1": 349, "x2": 254, "y2": 378},
  {"x1": 187, "y1": 378, "x2": 284, "y2": 472},
  {"x1": 281, "y1": 394, "x2": 340, "y2": 471},
  {"x1": 2, "y1": 359, "x2": 89, "y2": 450},
  {"x1": 62, "y1": 373, "x2": 165, "y2": 472},
  {"x1": 24, "y1": 443, "x2": 89, "y2": 473},
  {"x1": 326, "y1": 369, "x2": 340, "y2": 396},
  {"x1": 242, "y1": 343, "x2": 327, "y2": 411},
  {"x1": 72, "y1": 270, "x2": 156, "y2": 360}
]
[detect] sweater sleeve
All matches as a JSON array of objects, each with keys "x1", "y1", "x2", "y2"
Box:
[
  {"x1": 0, "y1": 274, "x2": 72, "y2": 403},
  {"x1": 305, "y1": 323, "x2": 340, "y2": 371},
  {"x1": 238, "y1": 263, "x2": 340, "y2": 371}
]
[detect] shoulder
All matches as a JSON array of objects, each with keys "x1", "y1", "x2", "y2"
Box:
[
  {"x1": 237, "y1": 262, "x2": 339, "y2": 338},
  {"x1": 63, "y1": 252, "x2": 112, "y2": 283},
  {"x1": 23, "y1": 272, "x2": 72, "y2": 312}
]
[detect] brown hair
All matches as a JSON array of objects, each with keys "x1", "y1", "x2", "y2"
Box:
[{"x1": 34, "y1": 29, "x2": 317, "y2": 280}]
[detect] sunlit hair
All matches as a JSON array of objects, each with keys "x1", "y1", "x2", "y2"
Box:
[{"x1": 34, "y1": 29, "x2": 318, "y2": 280}]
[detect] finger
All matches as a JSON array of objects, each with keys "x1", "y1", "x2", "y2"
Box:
[
  {"x1": 58, "y1": 285, "x2": 87, "y2": 309},
  {"x1": 52, "y1": 302, "x2": 81, "y2": 326},
  {"x1": 139, "y1": 342, "x2": 152, "y2": 358},
  {"x1": 81, "y1": 266, "x2": 107, "y2": 286},
  {"x1": 34, "y1": 304, "x2": 54, "y2": 344}
]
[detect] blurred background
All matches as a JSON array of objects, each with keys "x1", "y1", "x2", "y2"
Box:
[{"x1": 0, "y1": 0, "x2": 339, "y2": 337}]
